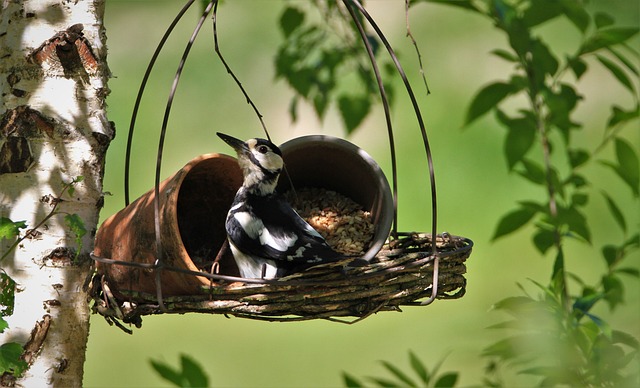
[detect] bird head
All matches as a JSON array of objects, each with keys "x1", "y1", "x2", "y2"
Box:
[{"x1": 217, "y1": 132, "x2": 284, "y2": 195}]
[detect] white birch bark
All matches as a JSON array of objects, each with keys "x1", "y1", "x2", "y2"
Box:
[{"x1": 0, "y1": 1, "x2": 111, "y2": 386}]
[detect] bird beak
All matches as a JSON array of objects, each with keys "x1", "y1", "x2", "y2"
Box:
[{"x1": 217, "y1": 132, "x2": 247, "y2": 153}]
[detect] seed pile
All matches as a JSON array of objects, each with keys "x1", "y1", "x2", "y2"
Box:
[{"x1": 284, "y1": 187, "x2": 374, "y2": 256}]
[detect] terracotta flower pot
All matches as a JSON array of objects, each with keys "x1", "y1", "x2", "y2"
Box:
[
  {"x1": 94, "y1": 136, "x2": 393, "y2": 298},
  {"x1": 94, "y1": 153, "x2": 243, "y2": 297},
  {"x1": 278, "y1": 135, "x2": 394, "y2": 263}
]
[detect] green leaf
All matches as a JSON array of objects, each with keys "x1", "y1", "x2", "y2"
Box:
[
  {"x1": 571, "y1": 192, "x2": 588, "y2": 206},
  {"x1": 500, "y1": 112, "x2": 537, "y2": 170},
  {"x1": 366, "y1": 376, "x2": 401, "y2": 387},
  {"x1": 0, "y1": 317, "x2": 7, "y2": 333},
  {"x1": 594, "y1": 12, "x2": 615, "y2": 29},
  {"x1": 465, "y1": 82, "x2": 518, "y2": 125},
  {"x1": 492, "y1": 296, "x2": 536, "y2": 314},
  {"x1": 607, "y1": 46, "x2": 639, "y2": 76},
  {"x1": 150, "y1": 355, "x2": 209, "y2": 387},
  {"x1": 533, "y1": 228, "x2": 555, "y2": 254},
  {"x1": 596, "y1": 54, "x2": 636, "y2": 94},
  {"x1": 338, "y1": 95, "x2": 371, "y2": 134},
  {"x1": 408, "y1": 350, "x2": 428, "y2": 384},
  {"x1": 64, "y1": 213, "x2": 87, "y2": 258},
  {"x1": 313, "y1": 91, "x2": 330, "y2": 120},
  {"x1": 418, "y1": 0, "x2": 480, "y2": 13},
  {"x1": 568, "y1": 149, "x2": 589, "y2": 168},
  {"x1": 615, "y1": 267, "x2": 640, "y2": 278},
  {"x1": 586, "y1": 312, "x2": 613, "y2": 338},
  {"x1": 0, "y1": 272, "x2": 16, "y2": 317},
  {"x1": 0, "y1": 218, "x2": 27, "y2": 240},
  {"x1": 567, "y1": 56, "x2": 588, "y2": 79},
  {"x1": 517, "y1": 159, "x2": 546, "y2": 185},
  {"x1": 380, "y1": 360, "x2": 416, "y2": 387},
  {"x1": 492, "y1": 206, "x2": 538, "y2": 241},
  {"x1": 606, "y1": 104, "x2": 639, "y2": 129},
  {"x1": 0, "y1": 342, "x2": 27, "y2": 377},
  {"x1": 523, "y1": 1, "x2": 563, "y2": 28},
  {"x1": 343, "y1": 372, "x2": 364, "y2": 388},
  {"x1": 601, "y1": 192, "x2": 627, "y2": 232},
  {"x1": 434, "y1": 372, "x2": 458, "y2": 387},
  {"x1": 545, "y1": 84, "x2": 581, "y2": 134},
  {"x1": 601, "y1": 245, "x2": 619, "y2": 268},
  {"x1": 486, "y1": 319, "x2": 521, "y2": 330},
  {"x1": 602, "y1": 274, "x2": 624, "y2": 310},
  {"x1": 482, "y1": 336, "x2": 520, "y2": 360},
  {"x1": 279, "y1": 7, "x2": 305, "y2": 38},
  {"x1": 614, "y1": 137, "x2": 640, "y2": 196},
  {"x1": 580, "y1": 27, "x2": 640, "y2": 55},
  {"x1": 624, "y1": 233, "x2": 640, "y2": 249},
  {"x1": 560, "y1": 0, "x2": 590, "y2": 33},
  {"x1": 573, "y1": 291, "x2": 604, "y2": 317},
  {"x1": 180, "y1": 355, "x2": 208, "y2": 388},
  {"x1": 150, "y1": 359, "x2": 183, "y2": 387},
  {"x1": 531, "y1": 39, "x2": 558, "y2": 78},
  {"x1": 559, "y1": 206, "x2": 591, "y2": 242},
  {"x1": 565, "y1": 173, "x2": 588, "y2": 188},
  {"x1": 491, "y1": 48, "x2": 518, "y2": 62}
]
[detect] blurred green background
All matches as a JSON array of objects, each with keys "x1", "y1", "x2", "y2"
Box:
[{"x1": 84, "y1": 1, "x2": 639, "y2": 386}]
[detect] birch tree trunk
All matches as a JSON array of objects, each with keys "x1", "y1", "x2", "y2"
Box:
[{"x1": 0, "y1": 1, "x2": 111, "y2": 386}]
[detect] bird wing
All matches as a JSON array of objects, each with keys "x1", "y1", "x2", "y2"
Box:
[{"x1": 227, "y1": 193, "x2": 342, "y2": 265}]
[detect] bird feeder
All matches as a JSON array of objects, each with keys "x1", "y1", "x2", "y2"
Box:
[{"x1": 89, "y1": 0, "x2": 473, "y2": 330}]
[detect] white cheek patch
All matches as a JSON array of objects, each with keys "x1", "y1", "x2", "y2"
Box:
[
  {"x1": 254, "y1": 152, "x2": 283, "y2": 172},
  {"x1": 234, "y1": 211, "x2": 298, "y2": 252}
]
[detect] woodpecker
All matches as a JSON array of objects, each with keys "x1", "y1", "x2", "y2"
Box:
[{"x1": 217, "y1": 132, "x2": 344, "y2": 279}]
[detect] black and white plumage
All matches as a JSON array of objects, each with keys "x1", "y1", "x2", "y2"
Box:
[{"x1": 217, "y1": 132, "x2": 343, "y2": 279}]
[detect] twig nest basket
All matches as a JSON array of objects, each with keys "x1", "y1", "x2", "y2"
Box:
[
  {"x1": 91, "y1": 136, "x2": 472, "y2": 327},
  {"x1": 92, "y1": 233, "x2": 471, "y2": 326}
]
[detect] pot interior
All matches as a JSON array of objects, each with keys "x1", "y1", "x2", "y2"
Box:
[
  {"x1": 278, "y1": 135, "x2": 393, "y2": 261},
  {"x1": 176, "y1": 155, "x2": 242, "y2": 276}
]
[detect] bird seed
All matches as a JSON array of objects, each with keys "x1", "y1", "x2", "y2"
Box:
[{"x1": 284, "y1": 187, "x2": 374, "y2": 256}]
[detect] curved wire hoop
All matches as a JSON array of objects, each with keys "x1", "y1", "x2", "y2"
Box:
[{"x1": 108, "y1": 0, "x2": 454, "y2": 316}]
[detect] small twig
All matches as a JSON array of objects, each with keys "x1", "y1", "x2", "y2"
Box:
[
  {"x1": 405, "y1": 0, "x2": 431, "y2": 95},
  {"x1": 211, "y1": 1, "x2": 271, "y2": 142},
  {"x1": 1, "y1": 179, "x2": 80, "y2": 262}
]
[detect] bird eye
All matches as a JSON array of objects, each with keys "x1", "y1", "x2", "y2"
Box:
[{"x1": 257, "y1": 145, "x2": 269, "y2": 154}]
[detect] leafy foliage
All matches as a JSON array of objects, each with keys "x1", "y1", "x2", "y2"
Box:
[
  {"x1": 0, "y1": 218, "x2": 26, "y2": 241},
  {"x1": 275, "y1": 3, "x2": 395, "y2": 134},
  {"x1": 0, "y1": 271, "x2": 16, "y2": 318},
  {"x1": 345, "y1": 0, "x2": 638, "y2": 386},
  {"x1": 342, "y1": 351, "x2": 458, "y2": 388},
  {"x1": 63, "y1": 213, "x2": 87, "y2": 261},
  {"x1": 0, "y1": 271, "x2": 27, "y2": 377},
  {"x1": 0, "y1": 343, "x2": 27, "y2": 377},
  {"x1": 150, "y1": 354, "x2": 209, "y2": 388},
  {"x1": 417, "y1": 0, "x2": 640, "y2": 385}
]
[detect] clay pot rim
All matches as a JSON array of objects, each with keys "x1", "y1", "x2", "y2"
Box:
[{"x1": 280, "y1": 135, "x2": 394, "y2": 263}]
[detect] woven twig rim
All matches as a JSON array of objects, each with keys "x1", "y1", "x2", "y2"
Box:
[{"x1": 90, "y1": 233, "x2": 472, "y2": 329}]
